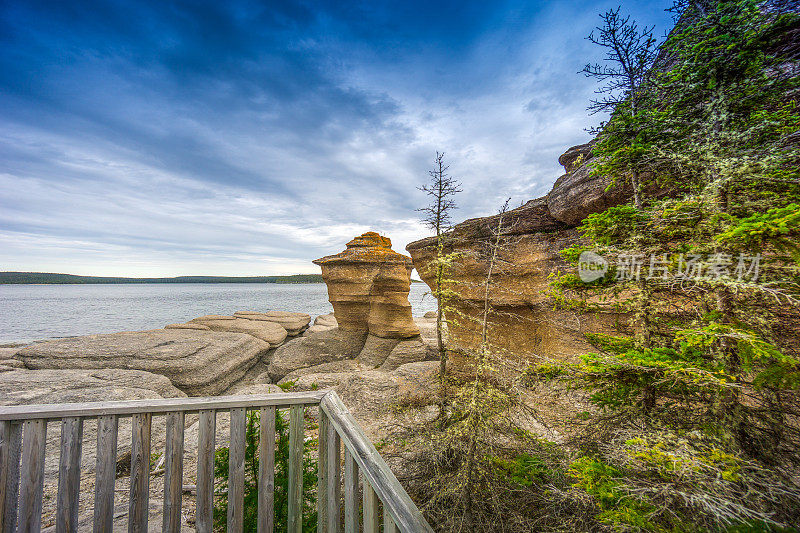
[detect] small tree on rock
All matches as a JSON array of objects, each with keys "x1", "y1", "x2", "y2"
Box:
[{"x1": 419, "y1": 151, "x2": 462, "y2": 411}]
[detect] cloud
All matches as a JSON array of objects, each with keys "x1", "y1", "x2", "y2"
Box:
[{"x1": 0, "y1": 0, "x2": 674, "y2": 276}]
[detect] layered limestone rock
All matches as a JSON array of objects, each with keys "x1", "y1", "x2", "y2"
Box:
[
  {"x1": 265, "y1": 317, "x2": 437, "y2": 382},
  {"x1": 233, "y1": 310, "x2": 311, "y2": 335},
  {"x1": 16, "y1": 329, "x2": 270, "y2": 395},
  {"x1": 189, "y1": 315, "x2": 288, "y2": 347},
  {"x1": 406, "y1": 144, "x2": 630, "y2": 362},
  {"x1": 314, "y1": 232, "x2": 419, "y2": 339}
]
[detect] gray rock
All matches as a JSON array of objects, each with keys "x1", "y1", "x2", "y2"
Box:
[
  {"x1": 546, "y1": 163, "x2": 630, "y2": 226},
  {"x1": 266, "y1": 328, "x2": 367, "y2": 382},
  {"x1": 558, "y1": 141, "x2": 595, "y2": 173},
  {"x1": 0, "y1": 347, "x2": 21, "y2": 358},
  {"x1": 16, "y1": 329, "x2": 269, "y2": 396},
  {"x1": 190, "y1": 316, "x2": 288, "y2": 347},
  {"x1": 355, "y1": 335, "x2": 400, "y2": 367},
  {"x1": 0, "y1": 358, "x2": 25, "y2": 370},
  {"x1": 234, "y1": 311, "x2": 311, "y2": 336},
  {"x1": 314, "y1": 313, "x2": 338, "y2": 327},
  {"x1": 380, "y1": 338, "x2": 436, "y2": 371},
  {"x1": 164, "y1": 322, "x2": 210, "y2": 330}
]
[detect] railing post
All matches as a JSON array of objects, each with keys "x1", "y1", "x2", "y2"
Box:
[
  {"x1": 18, "y1": 419, "x2": 47, "y2": 533},
  {"x1": 258, "y1": 406, "x2": 276, "y2": 533},
  {"x1": 196, "y1": 409, "x2": 216, "y2": 533},
  {"x1": 163, "y1": 412, "x2": 184, "y2": 533},
  {"x1": 287, "y1": 405, "x2": 304, "y2": 533},
  {"x1": 1, "y1": 421, "x2": 22, "y2": 533},
  {"x1": 129, "y1": 412, "x2": 151, "y2": 533},
  {"x1": 344, "y1": 449, "x2": 359, "y2": 533},
  {"x1": 363, "y1": 480, "x2": 380, "y2": 533},
  {"x1": 94, "y1": 415, "x2": 118, "y2": 533},
  {"x1": 326, "y1": 419, "x2": 341, "y2": 533},
  {"x1": 56, "y1": 416, "x2": 83, "y2": 533},
  {"x1": 317, "y1": 409, "x2": 328, "y2": 532},
  {"x1": 228, "y1": 408, "x2": 246, "y2": 533}
]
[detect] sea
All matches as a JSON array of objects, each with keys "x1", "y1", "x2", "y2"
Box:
[{"x1": 0, "y1": 283, "x2": 438, "y2": 345}]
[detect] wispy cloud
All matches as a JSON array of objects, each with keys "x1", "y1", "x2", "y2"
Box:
[{"x1": 0, "y1": 0, "x2": 673, "y2": 276}]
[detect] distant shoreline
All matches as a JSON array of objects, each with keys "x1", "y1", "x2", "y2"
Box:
[{"x1": 0, "y1": 272, "x2": 324, "y2": 284}]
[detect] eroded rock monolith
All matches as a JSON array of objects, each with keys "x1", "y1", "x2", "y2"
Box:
[{"x1": 313, "y1": 232, "x2": 419, "y2": 339}]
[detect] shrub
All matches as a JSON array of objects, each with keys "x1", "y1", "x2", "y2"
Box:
[{"x1": 213, "y1": 409, "x2": 318, "y2": 532}]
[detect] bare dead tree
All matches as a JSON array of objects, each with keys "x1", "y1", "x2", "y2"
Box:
[
  {"x1": 418, "y1": 152, "x2": 462, "y2": 410},
  {"x1": 582, "y1": 6, "x2": 658, "y2": 208}
]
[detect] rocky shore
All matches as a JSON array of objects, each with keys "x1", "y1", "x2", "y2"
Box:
[{"x1": 0, "y1": 232, "x2": 440, "y2": 530}]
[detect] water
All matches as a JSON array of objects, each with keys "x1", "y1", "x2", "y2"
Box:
[{"x1": 0, "y1": 283, "x2": 437, "y2": 344}]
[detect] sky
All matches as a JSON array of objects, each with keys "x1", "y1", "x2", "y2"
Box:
[{"x1": 0, "y1": 0, "x2": 674, "y2": 277}]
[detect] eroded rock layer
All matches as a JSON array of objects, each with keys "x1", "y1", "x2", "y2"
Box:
[
  {"x1": 314, "y1": 232, "x2": 419, "y2": 338},
  {"x1": 407, "y1": 144, "x2": 630, "y2": 361}
]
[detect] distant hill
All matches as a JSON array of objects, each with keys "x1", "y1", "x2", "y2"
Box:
[{"x1": 0, "y1": 272, "x2": 324, "y2": 284}]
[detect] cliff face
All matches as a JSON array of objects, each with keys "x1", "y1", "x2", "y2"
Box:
[
  {"x1": 406, "y1": 143, "x2": 629, "y2": 361},
  {"x1": 315, "y1": 232, "x2": 420, "y2": 339}
]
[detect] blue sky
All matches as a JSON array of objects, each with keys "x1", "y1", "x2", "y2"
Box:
[{"x1": 0, "y1": 0, "x2": 673, "y2": 276}]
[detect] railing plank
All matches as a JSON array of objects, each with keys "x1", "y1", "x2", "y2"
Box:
[
  {"x1": 195, "y1": 410, "x2": 215, "y2": 533},
  {"x1": 317, "y1": 410, "x2": 328, "y2": 533},
  {"x1": 56, "y1": 417, "x2": 83, "y2": 533},
  {"x1": 128, "y1": 412, "x2": 151, "y2": 533},
  {"x1": 163, "y1": 412, "x2": 184, "y2": 533},
  {"x1": 258, "y1": 406, "x2": 275, "y2": 533},
  {"x1": 363, "y1": 481, "x2": 379, "y2": 533},
  {"x1": 384, "y1": 508, "x2": 398, "y2": 533},
  {"x1": 1, "y1": 421, "x2": 22, "y2": 533},
  {"x1": 0, "y1": 392, "x2": 327, "y2": 421},
  {"x1": 228, "y1": 407, "x2": 246, "y2": 533},
  {"x1": 344, "y1": 449, "x2": 359, "y2": 533},
  {"x1": 18, "y1": 419, "x2": 47, "y2": 533},
  {"x1": 327, "y1": 420, "x2": 342, "y2": 533},
  {"x1": 321, "y1": 392, "x2": 434, "y2": 533},
  {"x1": 287, "y1": 405, "x2": 304, "y2": 533},
  {"x1": 94, "y1": 415, "x2": 118, "y2": 533}
]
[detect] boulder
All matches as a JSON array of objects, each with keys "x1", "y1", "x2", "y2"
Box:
[
  {"x1": 423, "y1": 311, "x2": 437, "y2": 319},
  {"x1": 190, "y1": 316, "x2": 287, "y2": 347},
  {"x1": 164, "y1": 323, "x2": 211, "y2": 330},
  {"x1": 16, "y1": 329, "x2": 270, "y2": 395},
  {"x1": 380, "y1": 339, "x2": 436, "y2": 371},
  {"x1": 304, "y1": 314, "x2": 338, "y2": 336},
  {"x1": 314, "y1": 232, "x2": 419, "y2": 339},
  {"x1": 234, "y1": 311, "x2": 311, "y2": 336},
  {"x1": 0, "y1": 347, "x2": 21, "y2": 358},
  {"x1": 546, "y1": 163, "x2": 630, "y2": 226},
  {"x1": 280, "y1": 360, "x2": 440, "y2": 433},
  {"x1": 557, "y1": 140, "x2": 595, "y2": 173},
  {"x1": 355, "y1": 335, "x2": 401, "y2": 367},
  {"x1": 314, "y1": 313, "x2": 338, "y2": 327},
  {"x1": 266, "y1": 329, "x2": 367, "y2": 382}
]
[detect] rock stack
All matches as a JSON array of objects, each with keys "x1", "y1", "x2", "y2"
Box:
[{"x1": 313, "y1": 232, "x2": 419, "y2": 338}]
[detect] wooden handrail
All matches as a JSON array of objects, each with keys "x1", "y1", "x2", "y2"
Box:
[
  {"x1": 321, "y1": 392, "x2": 434, "y2": 533},
  {"x1": 0, "y1": 390, "x2": 433, "y2": 533},
  {"x1": 0, "y1": 392, "x2": 327, "y2": 421}
]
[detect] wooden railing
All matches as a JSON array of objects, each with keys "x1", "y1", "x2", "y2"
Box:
[{"x1": 0, "y1": 391, "x2": 433, "y2": 533}]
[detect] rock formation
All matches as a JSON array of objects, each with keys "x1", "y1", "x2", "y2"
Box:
[
  {"x1": 407, "y1": 144, "x2": 630, "y2": 361},
  {"x1": 16, "y1": 329, "x2": 270, "y2": 395},
  {"x1": 314, "y1": 232, "x2": 419, "y2": 338}
]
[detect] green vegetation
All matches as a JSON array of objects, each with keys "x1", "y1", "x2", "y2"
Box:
[
  {"x1": 212, "y1": 409, "x2": 317, "y2": 532},
  {"x1": 538, "y1": 1, "x2": 800, "y2": 530},
  {"x1": 0, "y1": 272, "x2": 324, "y2": 284}
]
